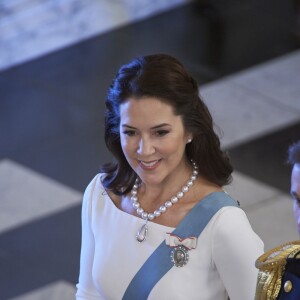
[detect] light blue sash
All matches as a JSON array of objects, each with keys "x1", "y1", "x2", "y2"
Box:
[{"x1": 122, "y1": 192, "x2": 238, "y2": 300}]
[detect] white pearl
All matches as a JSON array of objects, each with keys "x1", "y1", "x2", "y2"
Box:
[
  {"x1": 133, "y1": 184, "x2": 138, "y2": 189},
  {"x1": 154, "y1": 210, "x2": 161, "y2": 217},
  {"x1": 142, "y1": 212, "x2": 148, "y2": 219},
  {"x1": 193, "y1": 170, "x2": 198, "y2": 175},
  {"x1": 131, "y1": 190, "x2": 137, "y2": 196},
  {"x1": 133, "y1": 202, "x2": 140, "y2": 209},
  {"x1": 187, "y1": 181, "x2": 193, "y2": 187},
  {"x1": 191, "y1": 175, "x2": 197, "y2": 181},
  {"x1": 177, "y1": 191, "x2": 184, "y2": 198},
  {"x1": 165, "y1": 201, "x2": 172, "y2": 207},
  {"x1": 148, "y1": 213, "x2": 155, "y2": 220},
  {"x1": 131, "y1": 196, "x2": 138, "y2": 202},
  {"x1": 137, "y1": 208, "x2": 144, "y2": 215},
  {"x1": 182, "y1": 186, "x2": 189, "y2": 193},
  {"x1": 159, "y1": 205, "x2": 167, "y2": 213},
  {"x1": 171, "y1": 196, "x2": 178, "y2": 203}
]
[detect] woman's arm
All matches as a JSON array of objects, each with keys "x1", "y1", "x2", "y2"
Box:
[
  {"x1": 76, "y1": 174, "x2": 102, "y2": 300},
  {"x1": 212, "y1": 207, "x2": 264, "y2": 300}
]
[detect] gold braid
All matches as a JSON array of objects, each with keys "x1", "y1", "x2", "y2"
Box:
[{"x1": 255, "y1": 240, "x2": 300, "y2": 300}]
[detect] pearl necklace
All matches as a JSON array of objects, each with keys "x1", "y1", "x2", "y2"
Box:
[{"x1": 131, "y1": 161, "x2": 198, "y2": 242}]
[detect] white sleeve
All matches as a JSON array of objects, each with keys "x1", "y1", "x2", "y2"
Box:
[
  {"x1": 212, "y1": 207, "x2": 264, "y2": 300},
  {"x1": 76, "y1": 174, "x2": 102, "y2": 300}
]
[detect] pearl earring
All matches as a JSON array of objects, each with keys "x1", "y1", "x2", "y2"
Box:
[{"x1": 187, "y1": 138, "x2": 192, "y2": 143}]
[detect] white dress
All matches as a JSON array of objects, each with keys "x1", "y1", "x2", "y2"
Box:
[{"x1": 76, "y1": 174, "x2": 264, "y2": 300}]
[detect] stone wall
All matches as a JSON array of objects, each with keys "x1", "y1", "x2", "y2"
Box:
[{"x1": 0, "y1": 0, "x2": 191, "y2": 71}]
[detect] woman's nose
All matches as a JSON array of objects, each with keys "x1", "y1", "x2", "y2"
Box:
[{"x1": 137, "y1": 138, "x2": 155, "y2": 156}]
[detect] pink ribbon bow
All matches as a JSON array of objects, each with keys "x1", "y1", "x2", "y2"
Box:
[{"x1": 165, "y1": 233, "x2": 197, "y2": 250}]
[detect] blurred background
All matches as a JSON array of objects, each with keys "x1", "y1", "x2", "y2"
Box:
[{"x1": 0, "y1": 0, "x2": 300, "y2": 298}]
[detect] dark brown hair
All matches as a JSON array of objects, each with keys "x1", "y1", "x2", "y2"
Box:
[{"x1": 101, "y1": 54, "x2": 233, "y2": 195}]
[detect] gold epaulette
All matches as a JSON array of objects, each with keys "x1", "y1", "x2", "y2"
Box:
[{"x1": 255, "y1": 240, "x2": 300, "y2": 300}]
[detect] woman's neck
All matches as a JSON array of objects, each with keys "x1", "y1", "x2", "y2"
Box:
[{"x1": 138, "y1": 160, "x2": 193, "y2": 207}]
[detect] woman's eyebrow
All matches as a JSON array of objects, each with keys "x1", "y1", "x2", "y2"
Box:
[
  {"x1": 150, "y1": 123, "x2": 171, "y2": 129},
  {"x1": 121, "y1": 123, "x2": 171, "y2": 129},
  {"x1": 121, "y1": 124, "x2": 136, "y2": 129}
]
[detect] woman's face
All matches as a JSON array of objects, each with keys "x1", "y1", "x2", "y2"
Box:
[{"x1": 119, "y1": 97, "x2": 191, "y2": 187}]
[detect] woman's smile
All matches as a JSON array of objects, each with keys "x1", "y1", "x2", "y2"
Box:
[{"x1": 138, "y1": 159, "x2": 162, "y2": 170}]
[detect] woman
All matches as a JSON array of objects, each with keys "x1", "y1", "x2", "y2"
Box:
[{"x1": 76, "y1": 54, "x2": 264, "y2": 300}]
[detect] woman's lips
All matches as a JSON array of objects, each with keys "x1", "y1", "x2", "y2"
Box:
[{"x1": 138, "y1": 159, "x2": 162, "y2": 170}]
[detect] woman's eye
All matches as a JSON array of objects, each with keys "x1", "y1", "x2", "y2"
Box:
[
  {"x1": 122, "y1": 130, "x2": 136, "y2": 136},
  {"x1": 155, "y1": 130, "x2": 169, "y2": 136}
]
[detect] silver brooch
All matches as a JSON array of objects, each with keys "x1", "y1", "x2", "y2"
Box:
[
  {"x1": 166, "y1": 233, "x2": 197, "y2": 267},
  {"x1": 170, "y1": 245, "x2": 189, "y2": 267}
]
